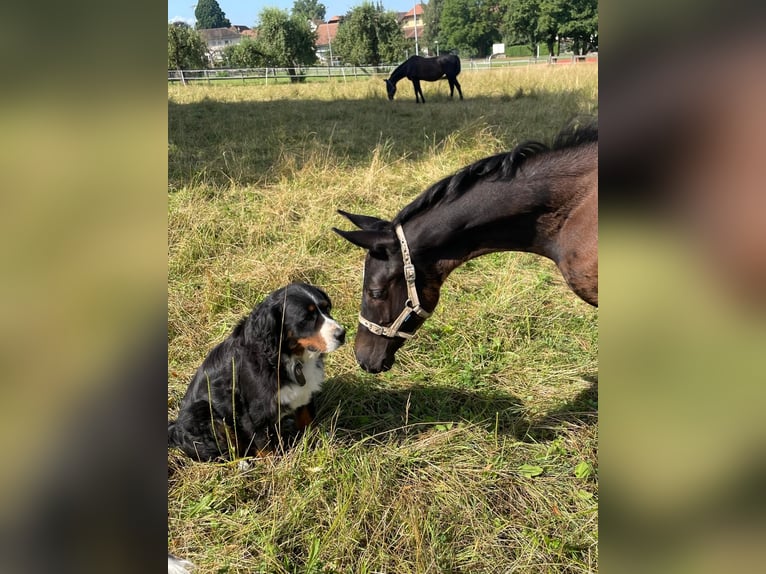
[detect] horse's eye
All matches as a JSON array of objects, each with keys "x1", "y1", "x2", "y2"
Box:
[{"x1": 368, "y1": 289, "x2": 385, "y2": 299}]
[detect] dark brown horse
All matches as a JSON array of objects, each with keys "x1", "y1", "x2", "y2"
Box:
[
  {"x1": 384, "y1": 54, "x2": 463, "y2": 103},
  {"x1": 333, "y1": 123, "x2": 597, "y2": 373}
]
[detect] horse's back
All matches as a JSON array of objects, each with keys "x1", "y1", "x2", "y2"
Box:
[{"x1": 407, "y1": 55, "x2": 461, "y2": 81}]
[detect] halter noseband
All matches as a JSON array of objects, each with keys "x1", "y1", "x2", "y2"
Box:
[{"x1": 358, "y1": 224, "x2": 432, "y2": 340}]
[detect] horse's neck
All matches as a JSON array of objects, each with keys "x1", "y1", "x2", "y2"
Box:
[
  {"x1": 389, "y1": 62, "x2": 408, "y2": 84},
  {"x1": 407, "y1": 176, "x2": 560, "y2": 279}
]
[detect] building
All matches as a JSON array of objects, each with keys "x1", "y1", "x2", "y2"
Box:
[
  {"x1": 314, "y1": 16, "x2": 342, "y2": 66},
  {"x1": 398, "y1": 4, "x2": 426, "y2": 55},
  {"x1": 198, "y1": 27, "x2": 244, "y2": 63}
]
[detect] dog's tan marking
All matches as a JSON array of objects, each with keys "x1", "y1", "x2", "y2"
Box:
[
  {"x1": 297, "y1": 334, "x2": 328, "y2": 352},
  {"x1": 294, "y1": 405, "x2": 314, "y2": 430}
]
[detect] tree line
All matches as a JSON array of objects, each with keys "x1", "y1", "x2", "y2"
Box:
[{"x1": 168, "y1": 0, "x2": 597, "y2": 71}]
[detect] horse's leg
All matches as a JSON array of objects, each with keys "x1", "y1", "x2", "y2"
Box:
[
  {"x1": 448, "y1": 78, "x2": 455, "y2": 98},
  {"x1": 412, "y1": 79, "x2": 424, "y2": 103},
  {"x1": 453, "y1": 77, "x2": 463, "y2": 100}
]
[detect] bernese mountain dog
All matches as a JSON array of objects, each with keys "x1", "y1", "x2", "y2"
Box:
[{"x1": 168, "y1": 282, "x2": 345, "y2": 462}]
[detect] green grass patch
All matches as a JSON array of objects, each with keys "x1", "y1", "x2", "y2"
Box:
[{"x1": 169, "y1": 65, "x2": 598, "y2": 572}]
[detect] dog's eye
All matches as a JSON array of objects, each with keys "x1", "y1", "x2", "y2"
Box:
[{"x1": 368, "y1": 289, "x2": 385, "y2": 299}]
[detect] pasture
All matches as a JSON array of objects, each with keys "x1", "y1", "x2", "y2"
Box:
[{"x1": 168, "y1": 64, "x2": 598, "y2": 573}]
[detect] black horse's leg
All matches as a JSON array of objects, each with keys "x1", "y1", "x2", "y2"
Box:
[
  {"x1": 412, "y1": 79, "x2": 424, "y2": 103},
  {"x1": 453, "y1": 77, "x2": 463, "y2": 100}
]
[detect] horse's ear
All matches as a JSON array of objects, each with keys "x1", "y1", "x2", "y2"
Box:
[
  {"x1": 337, "y1": 210, "x2": 389, "y2": 231},
  {"x1": 332, "y1": 228, "x2": 396, "y2": 253}
]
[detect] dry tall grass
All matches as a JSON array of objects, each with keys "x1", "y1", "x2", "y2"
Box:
[{"x1": 169, "y1": 64, "x2": 598, "y2": 573}]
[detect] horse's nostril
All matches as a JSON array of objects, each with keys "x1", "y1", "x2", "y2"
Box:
[{"x1": 358, "y1": 361, "x2": 372, "y2": 373}]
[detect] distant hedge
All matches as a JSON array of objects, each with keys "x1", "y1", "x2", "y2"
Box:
[{"x1": 504, "y1": 44, "x2": 553, "y2": 58}]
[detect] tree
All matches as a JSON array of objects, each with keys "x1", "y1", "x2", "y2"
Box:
[
  {"x1": 333, "y1": 3, "x2": 406, "y2": 66},
  {"x1": 501, "y1": 0, "x2": 541, "y2": 56},
  {"x1": 558, "y1": 0, "x2": 597, "y2": 54},
  {"x1": 252, "y1": 8, "x2": 317, "y2": 79},
  {"x1": 422, "y1": 0, "x2": 443, "y2": 54},
  {"x1": 222, "y1": 38, "x2": 265, "y2": 68},
  {"x1": 537, "y1": 0, "x2": 566, "y2": 57},
  {"x1": 168, "y1": 22, "x2": 208, "y2": 71},
  {"x1": 439, "y1": 0, "x2": 501, "y2": 58},
  {"x1": 195, "y1": 0, "x2": 231, "y2": 29},
  {"x1": 501, "y1": 0, "x2": 598, "y2": 57},
  {"x1": 292, "y1": 0, "x2": 326, "y2": 22}
]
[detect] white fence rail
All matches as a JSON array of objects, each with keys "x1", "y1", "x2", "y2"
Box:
[{"x1": 168, "y1": 54, "x2": 597, "y2": 84}]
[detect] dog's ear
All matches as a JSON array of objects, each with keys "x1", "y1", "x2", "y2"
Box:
[{"x1": 244, "y1": 293, "x2": 284, "y2": 360}]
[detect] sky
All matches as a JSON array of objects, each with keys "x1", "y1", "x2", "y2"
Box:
[{"x1": 168, "y1": 1, "x2": 421, "y2": 27}]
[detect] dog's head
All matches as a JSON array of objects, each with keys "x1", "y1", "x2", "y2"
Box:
[
  {"x1": 283, "y1": 283, "x2": 345, "y2": 354},
  {"x1": 246, "y1": 283, "x2": 345, "y2": 355}
]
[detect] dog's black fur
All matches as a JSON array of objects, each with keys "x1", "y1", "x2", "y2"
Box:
[{"x1": 168, "y1": 283, "x2": 345, "y2": 462}]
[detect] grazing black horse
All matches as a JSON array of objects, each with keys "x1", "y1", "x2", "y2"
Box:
[
  {"x1": 334, "y1": 123, "x2": 598, "y2": 373},
  {"x1": 384, "y1": 54, "x2": 463, "y2": 103}
]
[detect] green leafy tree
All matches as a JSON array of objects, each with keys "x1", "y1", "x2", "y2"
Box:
[
  {"x1": 195, "y1": 0, "x2": 231, "y2": 29},
  {"x1": 501, "y1": 0, "x2": 597, "y2": 56},
  {"x1": 422, "y1": 0, "x2": 443, "y2": 54},
  {"x1": 501, "y1": 0, "x2": 541, "y2": 56},
  {"x1": 537, "y1": 0, "x2": 566, "y2": 57},
  {"x1": 558, "y1": 0, "x2": 597, "y2": 54},
  {"x1": 252, "y1": 8, "x2": 317, "y2": 79},
  {"x1": 439, "y1": 0, "x2": 501, "y2": 58},
  {"x1": 222, "y1": 38, "x2": 265, "y2": 68},
  {"x1": 333, "y1": 2, "x2": 405, "y2": 66},
  {"x1": 292, "y1": 0, "x2": 326, "y2": 21},
  {"x1": 168, "y1": 22, "x2": 208, "y2": 70}
]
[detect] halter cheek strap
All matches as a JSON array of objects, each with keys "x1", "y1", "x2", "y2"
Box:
[{"x1": 358, "y1": 224, "x2": 432, "y2": 340}]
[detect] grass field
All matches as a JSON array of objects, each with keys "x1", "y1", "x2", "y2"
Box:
[{"x1": 168, "y1": 64, "x2": 598, "y2": 573}]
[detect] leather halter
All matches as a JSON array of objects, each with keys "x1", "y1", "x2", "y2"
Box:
[{"x1": 358, "y1": 224, "x2": 432, "y2": 340}]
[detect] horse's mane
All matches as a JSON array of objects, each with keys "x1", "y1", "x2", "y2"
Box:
[{"x1": 394, "y1": 120, "x2": 598, "y2": 225}]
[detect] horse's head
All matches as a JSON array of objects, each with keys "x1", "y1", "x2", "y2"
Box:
[
  {"x1": 384, "y1": 79, "x2": 396, "y2": 100},
  {"x1": 333, "y1": 210, "x2": 438, "y2": 373}
]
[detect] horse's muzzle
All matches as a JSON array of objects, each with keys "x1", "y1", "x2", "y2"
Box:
[
  {"x1": 354, "y1": 327, "x2": 402, "y2": 373},
  {"x1": 358, "y1": 356, "x2": 394, "y2": 374}
]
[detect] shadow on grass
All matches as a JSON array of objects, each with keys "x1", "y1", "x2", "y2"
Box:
[
  {"x1": 168, "y1": 91, "x2": 595, "y2": 189},
  {"x1": 316, "y1": 372, "x2": 597, "y2": 445}
]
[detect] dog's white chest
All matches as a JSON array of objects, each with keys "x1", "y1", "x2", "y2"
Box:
[{"x1": 279, "y1": 354, "x2": 324, "y2": 410}]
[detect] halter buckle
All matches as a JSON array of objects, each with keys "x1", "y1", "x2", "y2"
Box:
[{"x1": 403, "y1": 264, "x2": 416, "y2": 283}]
